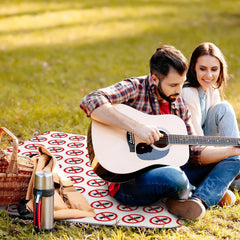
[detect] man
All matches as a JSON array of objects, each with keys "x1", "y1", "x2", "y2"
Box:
[{"x1": 80, "y1": 45, "x2": 240, "y2": 219}]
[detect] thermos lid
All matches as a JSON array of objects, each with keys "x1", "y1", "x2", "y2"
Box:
[{"x1": 34, "y1": 170, "x2": 54, "y2": 190}]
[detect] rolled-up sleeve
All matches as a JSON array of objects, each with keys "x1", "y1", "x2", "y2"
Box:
[
  {"x1": 185, "y1": 108, "x2": 204, "y2": 165},
  {"x1": 189, "y1": 145, "x2": 204, "y2": 165},
  {"x1": 80, "y1": 90, "x2": 110, "y2": 117}
]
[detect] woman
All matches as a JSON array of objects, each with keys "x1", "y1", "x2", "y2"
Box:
[{"x1": 181, "y1": 42, "x2": 240, "y2": 193}]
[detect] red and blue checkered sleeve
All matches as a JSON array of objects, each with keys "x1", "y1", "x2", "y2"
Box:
[{"x1": 80, "y1": 79, "x2": 138, "y2": 117}]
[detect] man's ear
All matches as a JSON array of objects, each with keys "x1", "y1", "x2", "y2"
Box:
[{"x1": 151, "y1": 74, "x2": 159, "y2": 86}]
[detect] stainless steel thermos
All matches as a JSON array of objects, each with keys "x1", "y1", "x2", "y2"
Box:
[{"x1": 33, "y1": 170, "x2": 54, "y2": 232}]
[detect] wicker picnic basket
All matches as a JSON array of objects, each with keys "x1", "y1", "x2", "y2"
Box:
[{"x1": 0, "y1": 127, "x2": 34, "y2": 206}]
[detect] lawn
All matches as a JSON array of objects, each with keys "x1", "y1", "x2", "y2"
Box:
[{"x1": 0, "y1": 0, "x2": 240, "y2": 239}]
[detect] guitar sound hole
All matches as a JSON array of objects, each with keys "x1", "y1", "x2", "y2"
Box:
[
  {"x1": 153, "y1": 131, "x2": 168, "y2": 148},
  {"x1": 136, "y1": 143, "x2": 153, "y2": 154}
]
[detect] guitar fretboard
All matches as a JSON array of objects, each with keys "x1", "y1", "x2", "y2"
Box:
[{"x1": 160, "y1": 135, "x2": 240, "y2": 146}]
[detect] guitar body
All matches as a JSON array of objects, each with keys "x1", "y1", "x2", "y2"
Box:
[{"x1": 88, "y1": 104, "x2": 189, "y2": 182}]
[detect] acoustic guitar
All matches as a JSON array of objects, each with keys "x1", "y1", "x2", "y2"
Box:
[{"x1": 87, "y1": 104, "x2": 240, "y2": 182}]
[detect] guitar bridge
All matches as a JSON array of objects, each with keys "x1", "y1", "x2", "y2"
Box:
[{"x1": 126, "y1": 132, "x2": 135, "y2": 152}]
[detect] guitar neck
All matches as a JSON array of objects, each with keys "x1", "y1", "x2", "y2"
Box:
[{"x1": 167, "y1": 135, "x2": 240, "y2": 146}]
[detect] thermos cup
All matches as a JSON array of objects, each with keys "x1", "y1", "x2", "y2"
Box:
[{"x1": 33, "y1": 170, "x2": 54, "y2": 232}]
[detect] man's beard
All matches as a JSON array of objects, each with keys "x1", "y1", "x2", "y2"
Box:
[{"x1": 157, "y1": 82, "x2": 179, "y2": 103}]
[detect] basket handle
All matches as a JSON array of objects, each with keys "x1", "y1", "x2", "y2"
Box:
[{"x1": 0, "y1": 127, "x2": 19, "y2": 175}]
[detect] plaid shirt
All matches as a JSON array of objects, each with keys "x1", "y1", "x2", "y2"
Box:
[{"x1": 80, "y1": 74, "x2": 202, "y2": 164}]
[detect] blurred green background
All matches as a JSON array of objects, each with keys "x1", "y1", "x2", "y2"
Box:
[
  {"x1": 0, "y1": 0, "x2": 240, "y2": 141},
  {"x1": 1, "y1": 1, "x2": 240, "y2": 239}
]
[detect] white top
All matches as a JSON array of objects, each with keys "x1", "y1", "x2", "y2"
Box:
[{"x1": 181, "y1": 87, "x2": 221, "y2": 136}]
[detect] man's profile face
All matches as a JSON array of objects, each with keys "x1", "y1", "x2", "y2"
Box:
[{"x1": 153, "y1": 68, "x2": 186, "y2": 103}]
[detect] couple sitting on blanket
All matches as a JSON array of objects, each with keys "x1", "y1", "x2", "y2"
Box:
[{"x1": 80, "y1": 43, "x2": 240, "y2": 220}]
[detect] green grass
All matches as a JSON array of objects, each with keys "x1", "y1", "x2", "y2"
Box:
[{"x1": 1, "y1": 0, "x2": 240, "y2": 239}]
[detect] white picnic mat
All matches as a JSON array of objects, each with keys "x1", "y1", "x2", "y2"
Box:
[{"x1": 1, "y1": 131, "x2": 183, "y2": 228}]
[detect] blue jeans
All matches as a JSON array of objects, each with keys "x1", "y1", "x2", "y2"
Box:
[
  {"x1": 203, "y1": 102, "x2": 239, "y2": 138},
  {"x1": 182, "y1": 158, "x2": 240, "y2": 208},
  {"x1": 114, "y1": 166, "x2": 190, "y2": 206},
  {"x1": 182, "y1": 102, "x2": 240, "y2": 208}
]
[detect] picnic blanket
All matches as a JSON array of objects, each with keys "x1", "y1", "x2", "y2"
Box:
[{"x1": 0, "y1": 131, "x2": 183, "y2": 228}]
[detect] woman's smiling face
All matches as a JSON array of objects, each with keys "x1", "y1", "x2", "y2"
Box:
[{"x1": 195, "y1": 55, "x2": 221, "y2": 90}]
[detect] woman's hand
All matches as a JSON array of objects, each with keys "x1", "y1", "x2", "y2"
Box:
[{"x1": 231, "y1": 145, "x2": 240, "y2": 156}]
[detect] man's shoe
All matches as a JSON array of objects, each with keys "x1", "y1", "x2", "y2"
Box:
[
  {"x1": 218, "y1": 190, "x2": 236, "y2": 207},
  {"x1": 165, "y1": 198, "x2": 206, "y2": 219}
]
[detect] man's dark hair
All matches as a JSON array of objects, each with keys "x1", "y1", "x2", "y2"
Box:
[{"x1": 150, "y1": 45, "x2": 188, "y2": 78}]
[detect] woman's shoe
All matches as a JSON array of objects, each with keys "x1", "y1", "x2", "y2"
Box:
[{"x1": 218, "y1": 190, "x2": 236, "y2": 207}]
